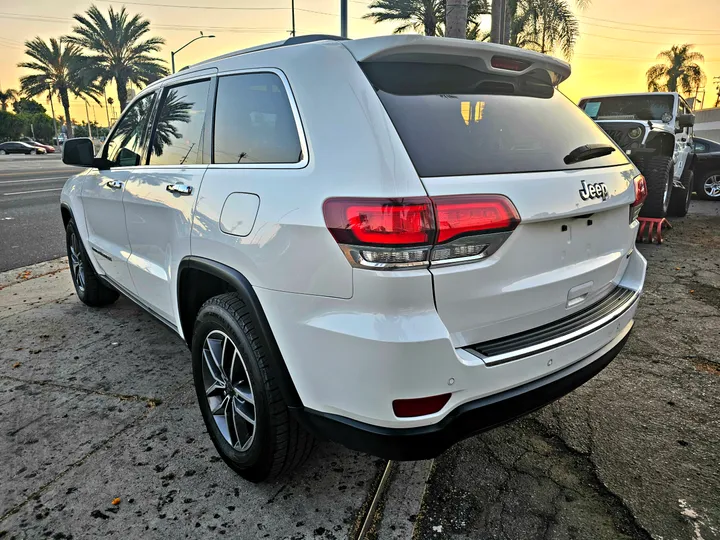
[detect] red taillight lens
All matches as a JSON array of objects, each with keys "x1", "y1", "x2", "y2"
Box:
[
  {"x1": 632, "y1": 174, "x2": 647, "y2": 207},
  {"x1": 323, "y1": 195, "x2": 521, "y2": 268},
  {"x1": 323, "y1": 197, "x2": 434, "y2": 247},
  {"x1": 433, "y1": 195, "x2": 521, "y2": 243},
  {"x1": 392, "y1": 393, "x2": 451, "y2": 418},
  {"x1": 490, "y1": 56, "x2": 531, "y2": 71}
]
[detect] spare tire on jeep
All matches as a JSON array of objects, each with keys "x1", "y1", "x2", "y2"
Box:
[{"x1": 638, "y1": 155, "x2": 673, "y2": 218}]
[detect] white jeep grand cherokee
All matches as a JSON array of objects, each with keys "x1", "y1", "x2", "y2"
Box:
[{"x1": 60, "y1": 35, "x2": 647, "y2": 482}]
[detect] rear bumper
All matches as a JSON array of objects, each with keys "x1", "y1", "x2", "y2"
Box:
[{"x1": 294, "y1": 329, "x2": 631, "y2": 460}]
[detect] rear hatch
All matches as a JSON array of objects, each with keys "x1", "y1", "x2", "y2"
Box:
[{"x1": 351, "y1": 38, "x2": 639, "y2": 347}]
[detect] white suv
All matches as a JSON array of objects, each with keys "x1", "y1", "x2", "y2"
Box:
[{"x1": 61, "y1": 35, "x2": 647, "y2": 482}]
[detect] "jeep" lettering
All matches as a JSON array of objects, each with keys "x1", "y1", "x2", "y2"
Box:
[{"x1": 579, "y1": 180, "x2": 609, "y2": 201}]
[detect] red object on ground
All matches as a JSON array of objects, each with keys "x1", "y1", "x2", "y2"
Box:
[{"x1": 636, "y1": 217, "x2": 672, "y2": 244}]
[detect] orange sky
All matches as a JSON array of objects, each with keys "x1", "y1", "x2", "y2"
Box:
[{"x1": 1, "y1": 0, "x2": 719, "y2": 125}]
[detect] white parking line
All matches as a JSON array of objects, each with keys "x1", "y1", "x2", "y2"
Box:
[
  {"x1": 3, "y1": 188, "x2": 63, "y2": 196},
  {"x1": 0, "y1": 176, "x2": 69, "y2": 185}
]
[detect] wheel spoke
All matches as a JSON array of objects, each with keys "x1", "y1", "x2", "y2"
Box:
[
  {"x1": 211, "y1": 394, "x2": 230, "y2": 416},
  {"x1": 233, "y1": 384, "x2": 254, "y2": 405},
  {"x1": 206, "y1": 338, "x2": 226, "y2": 380},
  {"x1": 203, "y1": 349, "x2": 225, "y2": 386},
  {"x1": 233, "y1": 397, "x2": 255, "y2": 426},
  {"x1": 205, "y1": 379, "x2": 225, "y2": 398}
]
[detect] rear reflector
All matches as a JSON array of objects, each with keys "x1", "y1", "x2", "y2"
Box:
[
  {"x1": 491, "y1": 56, "x2": 531, "y2": 72},
  {"x1": 392, "y1": 393, "x2": 451, "y2": 418}
]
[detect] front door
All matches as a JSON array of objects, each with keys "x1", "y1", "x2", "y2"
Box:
[
  {"x1": 81, "y1": 91, "x2": 158, "y2": 291},
  {"x1": 123, "y1": 77, "x2": 213, "y2": 323}
]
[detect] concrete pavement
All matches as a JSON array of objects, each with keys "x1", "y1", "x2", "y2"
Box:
[
  {"x1": 0, "y1": 154, "x2": 75, "y2": 272},
  {"x1": 0, "y1": 203, "x2": 718, "y2": 539}
]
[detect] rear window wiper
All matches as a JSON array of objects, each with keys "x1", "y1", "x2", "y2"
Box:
[{"x1": 564, "y1": 144, "x2": 616, "y2": 165}]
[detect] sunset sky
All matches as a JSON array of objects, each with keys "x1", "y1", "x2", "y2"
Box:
[{"x1": 1, "y1": 0, "x2": 719, "y2": 125}]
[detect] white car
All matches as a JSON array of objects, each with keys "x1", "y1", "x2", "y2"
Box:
[{"x1": 60, "y1": 35, "x2": 647, "y2": 482}]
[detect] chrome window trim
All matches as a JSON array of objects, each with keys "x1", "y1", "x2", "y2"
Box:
[{"x1": 208, "y1": 67, "x2": 309, "y2": 170}]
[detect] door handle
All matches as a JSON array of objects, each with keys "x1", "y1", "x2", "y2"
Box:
[
  {"x1": 106, "y1": 180, "x2": 123, "y2": 189},
  {"x1": 166, "y1": 183, "x2": 193, "y2": 195}
]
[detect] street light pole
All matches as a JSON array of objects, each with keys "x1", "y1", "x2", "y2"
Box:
[
  {"x1": 291, "y1": 0, "x2": 296, "y2": 36},
  {"x1": 171, "y1": 32, "x2": 215, "y2": 74},
  {"x1": 340, "y1": 0, "x2": 347, "y2": 37}
]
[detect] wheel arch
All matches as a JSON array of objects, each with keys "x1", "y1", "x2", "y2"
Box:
[
  {"x1": 60, "y1": 203, "x2": 73, "y2": 228},
  {"x1": 177, "y1": 256, "x2": 302, "y2": 408},
  {"x1": 645, "y1": 131, "x2": 675, "y2": 156}
]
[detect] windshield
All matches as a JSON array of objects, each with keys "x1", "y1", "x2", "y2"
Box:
[
  {"x1": 364, "y1": 62, "x2": 627, "y2": 177},
  {"x1": 579, "y1": 95, "x2": 675, "y2": 122}
]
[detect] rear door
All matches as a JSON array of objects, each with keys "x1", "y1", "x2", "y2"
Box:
[
  {"x1": 81, "y1": 91, "x2": 157, "y2": 291},
  {"x1": 123, "y1": 75, "x2": 214, "y2": 323},
  {"x1": 363, "y1": 60, "x2": 639, "y2": 347}
]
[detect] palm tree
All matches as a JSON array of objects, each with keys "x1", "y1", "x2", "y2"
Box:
[
  {"x1": 66, "y1": 4, "x2": 168, "y2": 112},
  {"x1": 18, "y1": 37, "x2": 100, "y2": 139},
  {"x1": 510, "y1": 0, "x2": 579, "y2": 58},
  {"x1": 0, "y1": 88, "x2": 18, "y2": 112},
  {"x1": 365, "y1": 0, "x2": 489, "y2": 37},
  {"x1": 646, "y1": 44, "x2": 705, "y2": 95}
]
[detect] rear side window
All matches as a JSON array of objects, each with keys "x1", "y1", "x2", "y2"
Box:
[
  {"x1": 149, "y1": 79, "x2": 211, "y2": 166},
  {"x1": 363, "y1": 62, "x2": 627, "y2": 177},
  {"x1": 213, "y1": 73, "x2": 302, "y2": 164}
]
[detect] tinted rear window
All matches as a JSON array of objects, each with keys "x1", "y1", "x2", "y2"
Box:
[{"x1": 363, "y1": 62, "x2": 627, "y2": 177}]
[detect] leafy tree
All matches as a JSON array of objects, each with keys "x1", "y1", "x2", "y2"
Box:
[
  {"x1": 0, "y1": 111, "x2": 23, "y2": 141},
  {"x1": 646, "y1": 44, "x2": 705, "y2": 95},
  {"x1": 510, "y1": 0, "x2": 579, "y2": 58},
  {"x1": 18, "y1": 37, "x2": 100, "y2": 139},
  {"x1": 13, "y1": 98, "x2": 46, "y2": 115},
  {"x1": 364, "y1": 0, "x2": 489, "y2": 37},
  {"x1": 0, "y1": 88, "x2": 18, "y2": 112},
  {"x1": 67, "y1": 4, "x2": 168, "y2": 111},
  {"x1": 16, "y1": 112, "x2": 55, "y2": 142}
]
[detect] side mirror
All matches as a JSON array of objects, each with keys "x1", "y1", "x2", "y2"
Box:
[
  {"x1": 62, "y1": 138, "x2": 96, "y2": 167},
  {"x1": 677, "y1": 113, "x2": 695, "y2": 129}
]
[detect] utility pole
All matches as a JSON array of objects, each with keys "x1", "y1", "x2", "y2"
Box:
[
  {"x1": 340, "y1": 0, "x2": 348, "y2": 38},
  {"x1": 84, "y1": 100, "x2": 92, "y2": 139},
  {"x1": 47, "y1": 89, "x2": 59, "y2": 147},
  {"x1": 291, "y1": 0, "x2": 296, "y2": 36},
  {"x1": 491, "y1": 0, "x2": 508, "y2": 44}
]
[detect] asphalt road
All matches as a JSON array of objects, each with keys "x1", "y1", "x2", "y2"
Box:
[{"x1": 0, "y1": 155, "x2": 75, "y2": 272}]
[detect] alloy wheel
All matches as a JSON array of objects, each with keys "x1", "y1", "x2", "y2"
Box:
[
  {"x1": 704, "y1": 175, "x2": 720, "y2": 198},
  {"x1": 69, "y1": 232, "x2": 86, "y2": 293},
  {"x1": 202, "y1": 330, "x2": 256, "y2": 452}
]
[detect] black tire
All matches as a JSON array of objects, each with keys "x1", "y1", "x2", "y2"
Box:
[
  {"x1": 65, "y1": 219, "x2": 119, "y2": 307},
  {"x1": 668, "y1": 168, "x2": 693, "y2": 217},
  {"x1": 192, "y1": 293, "x2": 314, "y2": 482},
  {"x1": 695, "y1": 169, "x2": 720, "y2": 201},
  {"x1": 0, "y1": 150, "x2": 6, "y2": 155},
  {"x1": 639, "y1": 155, "x2": 673, "y2": 218}
]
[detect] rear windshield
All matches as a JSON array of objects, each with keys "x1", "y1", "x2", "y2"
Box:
[
  {"x1": 579, "y1": 95, "x2": 674, "y2": 122},
  {"x1": 363, "y1": 62, "x2": 627, "y2": 177}
]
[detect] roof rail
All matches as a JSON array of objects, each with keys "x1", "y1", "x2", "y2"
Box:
[
  {"x1": 283, "y1": 34, "x2": 348, "y2": 46},
  {"x1": 185, "y1": 34, "x2": 349, "y2": 72}
]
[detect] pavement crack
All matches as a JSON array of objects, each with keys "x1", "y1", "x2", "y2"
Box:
[{"x1": 0, "y1": 374, "x2": 163, "y2": 404}]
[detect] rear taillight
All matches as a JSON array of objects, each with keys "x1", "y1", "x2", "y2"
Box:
[
  {"x1": 630, "y1": 174, "x2": 647, "y2": 222},
  {"x1": 323, "y1": 195, "x2": 520, "y2": 269}
]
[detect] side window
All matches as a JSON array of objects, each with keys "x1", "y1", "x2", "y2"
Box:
[
  {"x1": 149, "y1": 79, "x2": 211, "y2": 166},
  {"x1": 214, "y1": 73, "x2": 302, "y2": 164},
  {"x1": 104, "y1": 93, "x2": 156, "y2": 167},
  {"x1": 694, "y1": 142, "x2": 706, "y2": 153}
]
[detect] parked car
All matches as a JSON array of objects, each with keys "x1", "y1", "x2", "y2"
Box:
[
  {"x1": 60, "y1": 35, "x2": 647, "y2": 482},
  {"x1": 692, "y1": 136, "x2": 720, "y2": 200},
  {"x1": 20, "y1": 137, "x2": 56, "y2": 153},
  {"x1": 578, "y1": 92, "x2": 695, "y2": 218},
  {"x1": 0, "y1": 141, "x2": 47, "y2": 155}
]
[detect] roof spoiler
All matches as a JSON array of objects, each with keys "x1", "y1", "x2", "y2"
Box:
[{"x1": 342, "y1": 36, "x2": 571, "y2": 86}]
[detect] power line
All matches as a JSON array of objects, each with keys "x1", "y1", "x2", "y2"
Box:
[
  {"x1": 579, "y1": 15, "x2": 720, "y2": 34},
  {"x1": 580, "y1": 20, "x2": 720, "y2": 37},
  {"x1": 582, "y1": 31, "x2": 720, "y2": 47},
  {"x1": 92, "y1": 0, "x2": 365, "y2": 19}
]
